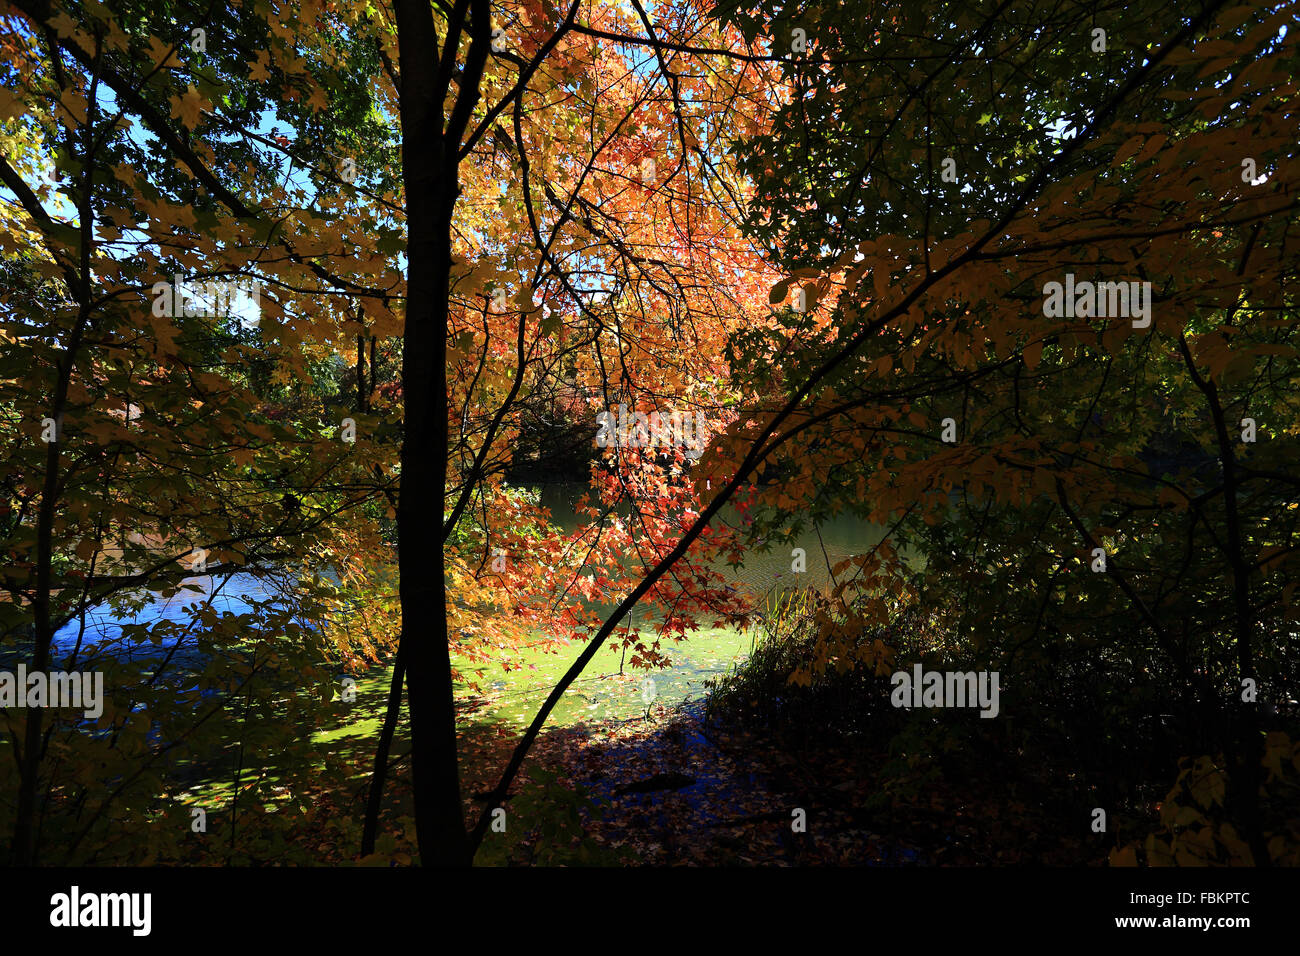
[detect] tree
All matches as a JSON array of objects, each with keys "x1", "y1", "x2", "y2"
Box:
[
  {"x1": 710, "y1": 0, "x2": 1299, "y2": 862},
  {"x1": 0, "y1": 0, "x2": 399, "y2": 863},
  {"x1": 3, "y1": 0, "x2": 781, "y2": 865},
  {"x1": 385, "y1": 0, "x2": 778, "y2": 863}
]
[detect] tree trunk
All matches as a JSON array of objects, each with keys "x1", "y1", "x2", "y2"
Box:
[
  {"x1": 10, "y1": 438, "x2": 57, "y2": 865},
  {"x1": 361, "y1": 645, "x2": 405, "y2": 857},
  {"x1": 394, "y1": 0, "x2": 483, "y2": 867},
  {"x1": 357, "y1": 331, "x2": 367, "y2": 412}
]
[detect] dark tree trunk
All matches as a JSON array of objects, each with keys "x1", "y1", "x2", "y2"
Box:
[
  {"x1": 393, "y1": 0, "x2": 489, "y2": 867},
  {"x1": 10, "y1": 438, "x2": 57, "y2": 865},
  {"x1": 361, "y1": 645, "x2": 405, "y2": 857},
  {"x1": 369, "y1": 335, "x2": 377, "y2": 408},
  {"x1": 357, "y1": 331, "x2": 367, "y2": 413}
]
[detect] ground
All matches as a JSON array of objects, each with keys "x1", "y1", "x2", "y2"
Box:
[{"x1": 285, "y1": 630, "x2": 1097, "y2": 866}]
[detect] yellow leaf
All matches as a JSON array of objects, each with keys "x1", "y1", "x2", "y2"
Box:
[
  {"x1": 249, "y1": 50, "x2": 272, "y2": 84},
  {"x1": 105, "y1": 21, "x2": 131, "y2": 53},
  {"x1": 0, "y1": 87, "x2": 23, "y2": 122},
  {"x1": 1108, "y1": 845, "x2": 1138, "y2": 867},
  {"x1": 48, "y1": 11, "x2": 79, "y2": 39},
  {"x1": 169, "y1": 85, "x2": 204, "y2": 130},
  {"x1": 146, "y1": 36, "x2": 183, "y2": 70},
  {"x1": 58, "y1": 90, "x2": 88, "y2": 125}
]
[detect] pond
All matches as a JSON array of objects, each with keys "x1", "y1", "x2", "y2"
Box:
[
  {"x1": 28, "y1": 482, "x2": 888, "y2": 725},
  {"x1": 455, "y1": 484, "x2": 889, "y2": 727},
  {"x1": 535, "y1": 481, "x2": 889, "y2": 600},
  {"x1": 43, "y1": 571, "x2": 296, "y2": 668}
]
